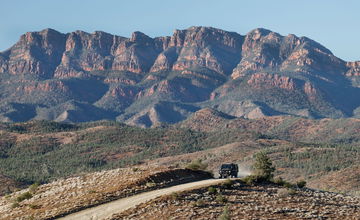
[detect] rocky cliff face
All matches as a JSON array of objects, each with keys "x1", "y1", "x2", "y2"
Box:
[
  {"x1": 0, "y1": 26, "x2": 359, "y2": 126},
  {"x1": 0, "y1": 29, "x2": 66, "y2": 77},
  {"x1": 231, "y1": 28, "x2": 346, "y2": 80},
  {"x1": 1, "y1": 27, "x2": 243, "y2": 78}
]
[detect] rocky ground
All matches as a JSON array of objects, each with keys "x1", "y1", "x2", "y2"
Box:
[
  {"x1": 0, "y1": 166, "x2": 211, "y2": 220},
  {"x1": 112, "y1": 180, "x2": 360, "y2": 220}
]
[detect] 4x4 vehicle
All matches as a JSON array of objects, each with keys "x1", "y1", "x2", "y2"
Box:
[{"x1": 219, "y1": 163, "x2": 238, "y2": 178}]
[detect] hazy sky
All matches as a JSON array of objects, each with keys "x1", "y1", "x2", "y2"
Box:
[{"x1": 1, "y1": 0, "x2": 359, "y2": 61}]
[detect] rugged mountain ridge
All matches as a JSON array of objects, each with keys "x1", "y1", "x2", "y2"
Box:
[
  {"x1": 1, "y1": 26, "x2": 360, "y2": 126},
  {"x1": 0, "y1": 27, "x2": 243, "y2": 77}
]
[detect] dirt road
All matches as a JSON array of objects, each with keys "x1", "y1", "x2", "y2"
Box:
[{"x1": 58, "y1": 178, "x2": 227, "y2": 220}]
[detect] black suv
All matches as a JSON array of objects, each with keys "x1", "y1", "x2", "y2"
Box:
[{"x1": 219, "y1": 163, "x2": 238, "y2": 178}]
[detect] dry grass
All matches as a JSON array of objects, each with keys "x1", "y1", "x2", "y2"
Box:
[{"x1": 0, "y1": 165, "x2": 167, "y2": 220}]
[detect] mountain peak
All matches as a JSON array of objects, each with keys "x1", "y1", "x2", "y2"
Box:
[
  {"x1": 39, "y1": 28, "x2": 62, "y2": 35},
  {"x1": 248, "y1": 27, "x2": 272, "y2": 35},
  {"x1": 130, "y1": 31, "x2": 152, "y2": 42},
  {"x1": 186, "y1": 26, "x2": 222, "y2": 32}
]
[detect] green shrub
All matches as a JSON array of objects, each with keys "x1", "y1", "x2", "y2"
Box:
[
  {"x1": 222, "y1": 179, "x2": 234, "y2": 189},
  {"x1": 242, "y1": 175, "x2": 257, "y2": 185},
  {"x1": 11, "y1": 202, "x2": 20, "y2": 208},
  {"x1": 242, "y1": 175, "x2": 268, "y2": 185},
  {"x1": 296, "y1": 180, "x2": 307, "y2": 188},
  {"x1": 283, "y1": 182, "x2": 294, "y2": 189},
  {"x1": 216, "y1": 194, "x2": 227, "y2": 204},
  {"x1": 185, "y1": 159, "x2": 208, "y2": 171},
  {"x1": 195, "y1": 199, "x2": 205, "y2": 207},
  {"x1": 253, "y1": 152, "x2": 275, "y2": 180},
  {"x1": 208, "y1": 186, "x2": 217, "y2": 195},
  {"x1": 29, "y1": 182, "x2": 40, "y2": 193},
  {"x1": 218, "y1": 205, "x2": 230, "y2": 220},
  {"x1": 16, "y1": 192, "x2": 32, "y2": 202},
  {"x1": 272, "y1": 177, "x2": 286, "y2": 185},
  {"x1": 132, "y1": 167, "x2": 139, "y2": 172},
  {"x1": 272, "y1": 177, "x2": 293, "y2": 188},
  {"x1": 29, "y1": 204, "x2": 41, "y2": 209},
  {"x1": 277, "y1": 188, "x2": 296, "y2": 197},
  {"x1": 288, "y1": 188, "x2": 297, "y2": 195},
  {"x1": 171, "y1": 192, "x2": 180, "y2": 200}
]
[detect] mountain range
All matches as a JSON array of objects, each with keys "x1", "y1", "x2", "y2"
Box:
[{"x1": 1, "y1": 26, "x2": 360, "y2": 127}]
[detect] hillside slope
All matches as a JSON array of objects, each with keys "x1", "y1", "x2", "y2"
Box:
[{"x1": 0, "y1": 117, "x2": 359, "y2": 196}]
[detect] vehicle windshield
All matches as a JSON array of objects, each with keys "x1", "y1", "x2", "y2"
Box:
[{"x1": 221, "y1": 164, "x2": 233, "y2": 169}]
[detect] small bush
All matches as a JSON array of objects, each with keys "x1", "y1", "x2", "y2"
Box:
[
  {"x1": 272, "y1": 177, "x2": 286, "y2": 185},
  {"x1": 29, "y1": 183, "x2": 40, "y2": 193},
  {"x1": 283, "y1": 182, "x2": 294, "y2": 189},
  {"x1": 132, "y1": 167, "x2": 139, "y2": 172},
  {"x1": 242, "y1": 175, "x2": 256, "y2": 185},
  {"x1": 218, "y1": 205, "x2": 230, "y2": 220},
  {"x1": 171, "y1": 192, "x2": 180, "y2": 200},
  {"x1": 222, "y1": 179, "x2": 234, "y2": 189},
  {"x1": 288, "y1": 188, "x2": 297, "y2": 195},
  {"x1": 185, "y1": 159, "x2": 207, "y2": 171},
  {"x1": 296, "y1": 180, "x2": 307, "y2": 188},
  {"x1": 16, "y1": 192, "x2": 32, "y2": 202},
  {"x1": 195, "y1": 199, "x2": 205, "y2": 207},
  {"x1": 216, "y1": 194, "x2": 227, "y2": 204},
  {"x1": 272, "y1": 177, "x2": 293, "y2": 188},
  {"x1": 29, "y1": 204, "x2": 41, "y2": 209},
  {"x1": 242, "y1": 175, "x2": 268, "y2": 185},
  {"x1": 208, "y1": 186, "x2": 217, "y2": 195},
  {"x1": 277, "y1": 188, "x2": 296, "y2": 197},
  {"x1": 11, "y1": 202, "x2": 20, "y2": 208}
]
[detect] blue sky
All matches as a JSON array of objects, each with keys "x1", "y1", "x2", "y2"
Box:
[{"x1": 1, "y1": 0, "x2": 359, "y2": 61}]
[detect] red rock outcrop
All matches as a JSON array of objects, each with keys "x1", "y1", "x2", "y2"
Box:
[
  {"x1": 54, "y1": 67, "x2": 87, "y2": 78},
  {"x1": 106, "y1": 86, "x2": 137, "y2": 99},
  {"x1": 54, "y1": 30, "x2": 124, "y2": 77},
  {"x1": 150, "y1": 47, "x2": 179, "y2": 72},
  {"x1": 137, "y1": 80, "x2": 172, "y2": 98},
  {"x1": 111, "y1": 31, "x2": 162, "y2": 73},
  {"x1": 151, "y1": 27, "x2": 243, "y2": 74},
  {"x1": 247, "y1": 72, "x2": 296, "y2": 90},
  {"x1": 345, "y1": 61, "x2": 360, "y2": 76},
  {"x1": 302, "y1": 81, "x2": 319, "y2": 101},
  {"x1": 136, "y1": 78, "x2": 210, "y2": 102},
  {"x1": 231, "y1": 28, "x2": 346, "y2": 79},
  {"x1": 17, "y1": 81, "x2": 68, "y2": 94},
  {"x1": 103, "y1": 77, "x2": 137, "y2": 85},
  {"x1": 231, "y1": 29, "x2": 284, "y2": 79}
]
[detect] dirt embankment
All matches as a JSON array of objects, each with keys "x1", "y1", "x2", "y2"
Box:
[{"x1": 0, "y1": 167, "x2": 212, "y2": 220}]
